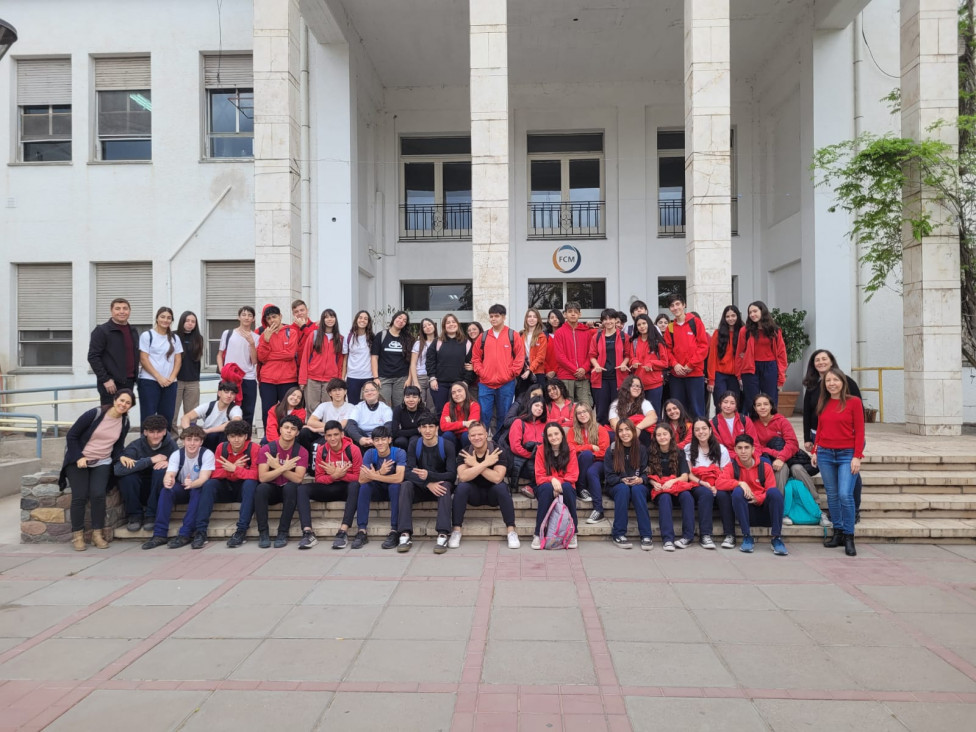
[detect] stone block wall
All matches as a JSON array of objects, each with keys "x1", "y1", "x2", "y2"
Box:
[{"x1": 20, "y1": 471, "x2": 124, "y2": 544}]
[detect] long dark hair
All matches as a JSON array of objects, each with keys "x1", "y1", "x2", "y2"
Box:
[
  {"x1": 349, "y1": 310, "x2": 374, "y2": 349},
  {"x1": 614, "y1": 376, "x2": 645, "y2": 420},
  {"x1": 520, "y1": 396, "x2": 546, "y2": 424},
  {"x1": 154, "y1": 307, "x2": 177, "y2": 357},
  {"x1": 716, "y1": 305, "x2": 742, "y2": 358},
  {"x1": 545, "y1": 309, "x2": 565, "y2": 336},
  {"x1": 542, "y1": 422, "x2": 570, "y2": 474},
  {"x1": 748, "y1": 392, "x2": 779, "y2": 420},
  {"x1": 648, "y1": 423, "x2": 681, "y2": 477},
  {"x1": 633, "y1": 313, "x2": 665, "y2": 351},
  {"x1": 803, "y1": 348, "x2": 837, "y2": 390},
  {"x1": 689, "y1": 417, "x2": 723, "y2": 465},
  {"x1": 467, "y1": 321, "x2": 484, "y2": 341},
  {"x1": 817, "y1": 366, "x2": 850, "y2": 415},
  {"x1": 745, "y1": 300, "x2": 779, "y2": 342},
  {"x1": 274, "y1": 385, "x2": 305, "y2": 423},
  {"x1": 449, "y1": 381, "x2": 473, "y2": 422},
  {"x1": 544, "y1": 377, "x2": 570, "y2": 407},
  {"x1": 387, "y1": 310, "x2": 414, "y2": 363},
  {"x1": 662, "y1": 399, "x2": 691, "y2": 442},
  {"x1": 313, "y1": 309, "x2": 343, "y2": 356},
  {"x1": 177, "y1": 311, "x2": 204, "y2": 362},
  {"x1": 612, "y1": 418, "x2": 641, "y2": 475}
]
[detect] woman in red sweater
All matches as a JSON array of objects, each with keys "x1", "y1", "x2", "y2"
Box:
[
  {"x1": 707, "y1": 306, "x2": 743, "y2": 412},
  {"x1": 661, "y1": 399, "x2": 694, "y2": 449},
  {"x1": 508, "y1": 396, "x2": 547, "y2": 496},
  {"x1": 264, "y1": 386, "x2": 307, "y2": 443},
  {"x1": 532, "y1": 422, "x2": 580, "y2": 549},
  {"x1": 710, "y1": 392, "x2": 758, "y2": 453},
  {"x1": 543, "y1": 310, "x2": 564, "y2": 379},
  {"x1": 735, "y1": 301, "x2": 787, "y2": 412},
  {"x1": 629, "y1": 314, "x2": 670, "y2": 417},
  {"x1": 440, "y1": 381, "x2": 481, "y2": 450},
  {"x1": 544, "y1": 378, "x2": 575, "y2": 428},
  {"x1": 257, "y1": 304, "x2": 301, "y2": 429},
  {"x1": 811, "y1": 367, "x2": 864, "y2": 556},
  {"x1": 299, "y1": 309, "x2": 345, "y2": 414},
  {"x1": 568, "y1": 403, "x2": 611, "y2": 522},
  {"x1": 521, "y1": 308, "x2": 549, "y2": 389}
]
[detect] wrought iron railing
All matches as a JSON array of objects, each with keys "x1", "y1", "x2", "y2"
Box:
[
  {"x1": 527, "y1": 201, "x2": 606, "y2": 239},
  {"x1": 399, "y1": 203, "x2": 472, "y2": 240},
  {"x1": 658, "y1": 197, "x2": 739, "y2": 237}
]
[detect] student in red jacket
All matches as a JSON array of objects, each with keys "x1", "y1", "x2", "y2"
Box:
[
  {"x1": 661, "y1": 399, "x2": 694, "y2": 449},
  {"x1": 589, "y1": 308, "x2": 630, "y2": 424},
  {"x1": 313, "y1": 421, "x2": 363, "y2": 550},
  {"x1": 521, "y1": 309, "x2": 549, "y2": 390},
  {"x1": 543, "y1": 309, "x2": 564, "y2": 379},
  {"x1": 553, "y1": 301, "x2": 594, "y2": 407},
  {"x1": 440, "y1": 381, "x2": 481, "y2": 450},
  {"x1": 300, "y1": 309, "x2": 345, "y2": 414},
  {"x1": 508, "y1": 396, "x2": 547, "y2": 496},
  {"x1": 721, "y1": 434, "x2": 788, "y2": 556},
  {"x1": 707, "y1": 306, "x2": 743, "y2": 411},
  {"x1": 629, "y1": 314, "x2": 670, "y2": 417},
  {"x1": 568, "y1": 403, "x2": 611, "y2": 523},
  {"x1": 544, "y1": 378, "x2": 575, "y2": 428},
  {"x1": 710, "y1": 391, "x2": 758, "y2": 453},
  {"x1": 736, "y1": 301, "x2": 788, "y2": 412},
  {"x1": 663, "y1": 295, "x2": 709, "y2": 419},
  {"x1": 647, "y1": 423, "x2": 699, "y2": 552},
  {"x1": 257, "y1": 304, "x2": 301, "y2": 430},
  {"x1": 264, "y1": 386, "x2": 307, "y2": 444},
  {"x1": 532, "y1": 422, "x2": 580, "y2": 549},
  {"x1": 201, "y1": 419, "x2": 261, "y2": 548},
  {"x1": 471, "y1": 304, "x2": 526, "y2": 433},
  {"x1": 686, "y1": 418, "x2": 730, "y2": 549}
]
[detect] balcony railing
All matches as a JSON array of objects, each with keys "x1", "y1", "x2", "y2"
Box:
[
  {"x1": 399, "y1": 203, "x2": 472, "y2": 241},
  {"x1": 527, "y1": 201, "x2": 606, "y2": 239},
  {"x1": 658, "y1": 198, "x2": 739, "y2": 237}
]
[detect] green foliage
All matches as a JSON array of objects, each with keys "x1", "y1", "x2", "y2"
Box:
[{"x1": 771, "y1": 308, "x2": 810, "y2": 366}]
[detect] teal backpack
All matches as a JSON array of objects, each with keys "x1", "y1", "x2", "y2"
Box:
[{"x1": 782, "y1": 478, "x2": 821, "y2": 525}]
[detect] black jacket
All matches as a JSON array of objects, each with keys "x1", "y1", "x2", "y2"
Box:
[
  {"x1": 425, "y1": 339, "x2": 469, "y2": 384},
  {"x1": 392, "y1": 405, "x2": 426, "y2": 444},
  {"x1": 88, "y1": 319, "x2": 140, "y2": 385},
  {"x1": 113, "y1": 434, "x2": 178, "y2": 477},
  {"x1": 59, "y1": 407, "x2": 131, "y2": 488},
  {"x1": 406, "y1": 435, "x2": 457, "y2": 485}
]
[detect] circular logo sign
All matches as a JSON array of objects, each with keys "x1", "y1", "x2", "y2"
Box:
[{"x1": 552, "y1": 245, "x2": 582, "y2": 274}]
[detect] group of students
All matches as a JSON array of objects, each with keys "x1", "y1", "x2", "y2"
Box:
[{"x1": 64, "y1": 294, "x2": 864, "y2": 557}]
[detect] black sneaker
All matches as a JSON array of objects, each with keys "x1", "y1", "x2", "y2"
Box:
[
  {"x1": 396, "y1": 533, "x2": 412, "y2": 553},
  {"x1": 351, "y1": 530, "x2": 369, "y2": 549},
  {"x1": 578, "y1": 488, "x2": 593, "y2": 502},
  {"x1": 191, "y1": 532, "x2": 208, "y2": 550},
  {"x1": 226, "y1": 529, "x2": 247, "y2": 548},
  {"x1": 298, "y1": 530, "x2": 318, "y2": 550},
  {"x1": 381, "y1": 530, "x2": 399, "y2": 550},
  {"x1": 258, "y1": 530, "x2": 271, "y2": 549},
  {"x1": 611, "y1": 535, "x2": 633, "y2": 549},
  {"x1": 168, "y1": 535, "x2": 192, "y2": 549},
  {"x1": 332, "y1": 530, "x2": 348, "y2": 549},
  {"x1": 141, "y1": 535, "x2": 168, "y2": 550},
  {"x1": 274, "y1": 532, "x2": 288, "y2": 549},
  {"x1": 127, "y1": 516, "x2": 142, "y2": 532},
  {"x1": 142, "y1": 518, "x2": 156, "y2": 532}
]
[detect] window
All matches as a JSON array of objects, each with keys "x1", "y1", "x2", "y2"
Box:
[
  {"x1": 204, "y1": 261, "x2": 255, "y2": 366},
  {"x1": 657, "y1": 129, "x2": 738, "y2": 237},
  {"x1": 94, "y1": 263, "x2": 153, "y2": 334},
  {"x1": 399, "y1": 137, "x2": 472, "y2": 240},
  {"x1": 657, "y1": 277, "x2": 686, "y2": 310},
  {"x1": 17, "y1": 58, "x2": 72, "y2": 162},
  {"x1": 17, "y1": 264, "x2": 72, "y2": 367},
  {"x1": 94, "y1": 56, "x2": 151, "y2": 161},
  {"x1": 527, "y1": 133, "x2": 605, "y2": 239},
  {"x1": 402, "y1": 282, "x2": 473, "y2": 321},
  {"x1": 204, "y1": 54, "x2": 253, "y2": 158},
  {"x1": 528, "y1": 280, "x2": 606, "y2": 319}
]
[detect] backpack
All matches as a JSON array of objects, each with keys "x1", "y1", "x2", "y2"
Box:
[
  {"x1": 730, "y1": 459, "x2": 767, "y2": 484},
  {"x1": 782, "y1": 477, "x2": 822, "y2": 525},
  {"x1": 539, "y1": 494, "x2": 576, "y2": 550},
  {"x1": 480, "y1": 327, "x2": 525, "y2": 368},
  {"x1": 175, "y1": 447, "x2": 208, "y2": 480},
  {"x1": 667, "y1": 316, "x2": 698, "y2": 338},
  {"x1": 219, "y1": 441, "x2": 257, "y2": 468},
  {"x1": 711, "y1": 414, "x2": 747, "y2": 437},
  {"x1": 414, "y1": 436, "x2": 446, "y2": 462}
]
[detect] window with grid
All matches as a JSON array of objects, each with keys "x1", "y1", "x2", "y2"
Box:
[
  {"x1": 17, "y1": 58, "x2": 72, "y2": 162},
  {"x1": 17, "y1": 264, "x2": 73, "y2": 367},
  {"x1": 204, "y1": 54, "x2": 253, "y2": 158},
  {"x1": 527, "y1": 280, "x2": 606, "y2": 320},
  {"x1": 93, "y1": 262, "x2": 153, "y2": 334},
  {"x1": 527, "y1": 133, "x2": 605, "y2": 239},
  {"x1": 204, "y1": 261, "x2": 255, "y2": 366},
  {"x1": 657, "y1": 129, "x2": 738, "y2": 237},
  {"x1": 94, "y1": 56, "x2": 151, "y2": 161},
  {"x1": 399, "y1": 136, "x2": 472, "y2": 240}
]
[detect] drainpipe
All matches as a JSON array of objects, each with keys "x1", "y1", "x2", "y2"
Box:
[
  {"x1": 853, "y1": 13, "x2": 866, "y2": 370},
  {"x1": 167, "y1": 185, "x2": 233, "y2": 304},
  {"x1": 300, "y1": 18, "x2": 312, "y2": 305}
]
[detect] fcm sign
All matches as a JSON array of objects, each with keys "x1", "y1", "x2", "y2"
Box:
[{"x1": 552, "y1": 245, "x2": 582, "y2": 274}]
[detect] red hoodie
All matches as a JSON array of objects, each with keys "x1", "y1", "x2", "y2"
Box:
[
  {"x1": 752, "y1": 413, "x2": 799, "y2": 463},
  {"x1": 265, "y1": 407, "x2": 307, "y2": 443},
  {"x1": 735, "y1": 327, "x2": 787, "y2": 386},
  {"x1": 720, "y1": 455, "x2": 776, "y2": 505},
  {"x1": 471, "y1": 326, "x2": 526, "y2": 388},
  {"x1": 553, "y1": 322, "x2": 593, "y2": 379},
  {"x1": 509, "y1": 418, "x2": 546, "y2": 459},
  {"x1": 546, "y1": 400, "x2": 575, "y2": 429},
  {"x1": 257, "y1": 305, "x2": 300, "y2": 384},
  {"x1": 710, "y1": 413, "x2": 759, "y2": 453},
  {"x1": 212, "y1": 440, "x2": 260, "y2": 481},
  {"x1": 543, "y1": 333, "x2": 559, "y2": 375},
  {"x1": 440, "y1": 400, "x2": 481, "y2": 436},
  {"x1": 707, "y1": 329, "x2": 738, "y2": 387},
  {"x1": 567, "y1": 424, "x2": 610, "y2": 459},
  {"x1": 534, "y1": 447, "x2": 580, "y2": 486},
  {"x1": 629, "y1": 337, "x2": 669, "y2": 390},
  {"x1": 314, "y1": 436, "x2": 363, "y2": 485},
  {"x1": 664, "y1": 315, "x2": 709, "y2": 378},
  {"x1": 588, "y1": 328, "x2": 630, "y2": 390},
  {"x1": 299, "y1": 332, "x2": 345, "y2": 385}
]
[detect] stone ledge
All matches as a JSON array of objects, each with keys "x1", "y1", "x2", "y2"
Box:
[{"x1": 20, "y1": 471, "x2": 123, "y2": 544}]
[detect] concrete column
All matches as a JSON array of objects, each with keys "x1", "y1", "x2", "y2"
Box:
[
  {"x1": 470, "y1": 0, "x2": 510, "y2": 323},
  {"x1": 683, "y1": 0, "x2": 732, "y2": 330},
  {"x1": 253, "y1": 0, "x2": 302, "y2": 309},
  {"x1": 900, "y1": 0, "x2": 961, "y2": 435}
]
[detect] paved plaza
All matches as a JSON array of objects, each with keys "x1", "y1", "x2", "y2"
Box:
[{"x1": 1, "y1": 527, "x2": 976, "y2": 731}]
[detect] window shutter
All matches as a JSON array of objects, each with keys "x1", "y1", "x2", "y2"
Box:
[
  {"x1": 204, "y1": 54, "x2": 252, "y2": 88},
  {"x1": 17, "y1": 58, "x2": 72, "y2": 106},
  {"x1": 94, "y1": 262, "x2": 153, "y2": 328},
  {"x1": 18, "y1": 264, "x2": 72, "y2": 330},
  {"x1": 205, "y1": 261, "x2": 255, "y2": 319},
  {"x1": 94, "y1": 56, "x2": 151, "y2": 90}
]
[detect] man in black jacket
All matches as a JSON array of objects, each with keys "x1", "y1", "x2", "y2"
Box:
[
  {"x1": 114, "y1": 414, "x2": 177, "y2": 531},
  {"x1": 88, "y1": 298, "x2": 140, "y2": 405},
  {"x1": 396, "y1": 414, "x2": 456, "y2": 554}
]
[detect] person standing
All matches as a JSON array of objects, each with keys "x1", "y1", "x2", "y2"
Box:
[
  {"x1": 217, "y1": 306, "x2": 260, "y2": 428},
  {"x1": 88, "y1": 298, "x2": 140, "y2": 406},
  {"x1": 344, "y1": 310, "x2": 376, "y2": 405},
  {"x1": 471, "y1": 304, "x2": 526, "y2": 433},
  {"x1": 409, "y1": 318, "x2": 438, "y2": 411},
  {"x1": 427, "y1": 314, "x2": 470, "y2": 416},
  {"x1": 589, "y1": 308, "x2": 630, "y2": 424},
  {"x1": 371, "y1": 310, "x2": 413, "y2": 407},
  {"x1": 300, "y1": 309, "x2": 345, "y2": 414},
  {"x1": 628, "y1": 313, "x2": 669, "y2": 417},
  {"x1": 707, "y1": 306, "x2": 743, "y2": 411},
  {"x1": 736, "y1": 300, "x2": 788, "y2": 411},
  {"x1": 663, "y1": 295, "x2": 709, "y2": 419},
  {"x1": 553, "y1": 302, "x2": 594, "y2": 407},
  {"x1": 137, "y1": 307, "x2": 183, "y2": 428},
  {"x1": 257, "y1": 304, "x2": 301, "y2": 429},
  {"x1": 174, "y1": 311, "x2": 204, "y2": 432}
]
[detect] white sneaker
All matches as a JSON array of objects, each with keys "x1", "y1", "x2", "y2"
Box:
[
  {"x1": 448, "y1": 529, "x2": 462, "y2": 549},
  {"x1": 507, "y1": 531, "x2": 520, "y2": 549},
  {"x1": 433, "y1": 534, "x2": 449, "y2": 554},
  {"x1": 531, "y1": 535, "x2": 541, "y2": 550},
  {"x1": 782, "y1": 516, "x2": 794, "y2": 526},
  {"x1": 721, "y1": 535, "x2": 736, "y2": 549},
  {"x1": 568, "y1": 535, "x2": 578, "y2": 549},
  {"x1": 819, "y1": 512, "x2": 833, "y2": 528}
]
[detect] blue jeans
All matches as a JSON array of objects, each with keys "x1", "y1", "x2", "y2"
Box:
[
  {"x1": 118, "y1": 468, "x2": 167, "y2": 519},
  {"x1": 346, "y1": 377, "x2": 372, "y2": 406},
  {"x1": 594, "y1": 380, "x2": 619, "y2": 424},
  {"x1": 607, "y1": 481, "x2": 652, "y2": 539},
  {"x1": 669, "y1": 376, "x2": 706, "y2": 419},
  {"x1": 741, "y1": 360, "x2": 779, "y2": 411},
  {"x1": 817, "y1": 447, "x2": 856, "y2": 534},
  {"x1": 713, "y1": 490, "x2": 737, "y2": 537},
  {"x1": 442, "y1": 430, "x2": 471, "y2": 451},
  {"x1": 138, "y1": 378, "x2": 178, "y2": 426},
  {"x1": 357, "y1": 481, "x2": 402, "y2": 531},
  {"x1": 654, "y1": 490, "x2": 696, "y2": 542},
  {"x1": 644, "y1": 386, "x2": 664, "y2": 419},
  {"x1": 479, "y1": 380, "x2": 516, "y2": 433},
  {"x1": 576, "y1": 450, "x2": 605, "y2": 511},
  {"x1": 153, "y1": 484, "x2": 205, "y2": 538},
  {"x1": 712, "y1": 371, "x2": 741, "y2": 411},
  {"x1": 198, "y1": 478, "x2": 258, "y2": 533},
  {"x1": 535, "y1": 481, "x2": 578, "y2": 535},
  {"x1": 690, "y1": 484, "x2": 716, "y2": 537},
  {"x1": 731, "y1": 485, "x2": 785, "y2": 538}
]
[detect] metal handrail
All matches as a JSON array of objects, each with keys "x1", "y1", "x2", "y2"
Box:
[
  {"x1": 850, "y1": 366, "x2": 903, "y2": 423},
  {"x1": 0, "y1": 414, "x2": 44, "y2": 458}
]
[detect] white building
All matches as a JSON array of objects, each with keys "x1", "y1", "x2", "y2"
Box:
[{"x1": 0, "y1": 0, "x2": 964, "y2": 433}]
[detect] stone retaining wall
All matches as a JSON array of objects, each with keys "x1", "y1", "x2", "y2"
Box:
[{"x1": 20, "y1": 471, "x2": 124, "y2": 544}]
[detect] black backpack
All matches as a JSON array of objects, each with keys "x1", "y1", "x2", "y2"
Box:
[{"x1": 731, "y1": 459, "x2": 767, "y2": 484}]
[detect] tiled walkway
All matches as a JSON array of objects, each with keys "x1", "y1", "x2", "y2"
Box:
[{"x1": 2, "y1": 537, "x2": 976, "y2": 731}]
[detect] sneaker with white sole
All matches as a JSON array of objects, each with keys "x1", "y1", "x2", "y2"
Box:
[
  {"x1": 662, "y1": 541, "x2": 676, "y2": 552},
  {"x1": 640, "y1": 537, "x2": 654, "y2": 551},
  {"x1": 396, "y1": 533, "x2": 412, "y2": 553},
  {"x1": 507, "y1": 531, "x2": 520, "y2": 549},
  {"x1": 611, "y1": 535, "x2": 633, "y2": 549},
  {"x1": 819, "y1": 512, "x2": 833, "y2": 528},
  {"x1": 674, "y1": 537, "x2": 691, "y2": 549},
  {"x1": 782, "y1": 516, "x2": 794, "y2": 526},
  {"x1": 433, "y1": 534, "x2": 449, "y2": 554},
  {"x1": 298, "y1": 530, "x2": 318, "y2": 550},
  {"x1": 448, "y1": 529, "x2": 462, "y2": 549},
  {"x1": 721, "y1": 535, "x2": 736, "y2": 549},
  {"x1": 531, "y1": 535, "x2": 541, "y2": 550},
  {"x1": 568, "y1": 535, "x2": 578, "y2": 549},
  {"x1": 577, "y1": 488, "x2": 593, "y2": 503},
  {"x1": 586, "y1": 510, "x2": 605, "y2": 524},
  {"x1": 700, "y1": 535, "x2": 716, "y2": 550}
]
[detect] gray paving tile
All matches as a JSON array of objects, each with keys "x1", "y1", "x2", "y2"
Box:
[
  {"x1": 0, "y1": 638, "x2": 136, "y2": 680},
  {"x1": 301, "y1": 579, "x2": 398, "y2": 605},
  {"x1": 0, "y1": 604, "x2": 84, "y2": 637},
  {"x1": 732, "y1": 556, "x2": 828, "y2": 581},
  {"x1": 372, "y1": 605, "x2": 474, "y2": 640},
  {"x1": 0, "y1": 637, "x2": 25, "y2": 653},
  {"x1": 900, "y1": 611, "x2": 976, "y2": 647},
  {"x1": 14, "y1": 579, "x2": 127, "y2": 606},
  {"x1": 172, "y1": 604, "x2": 291, "y2": 638},
  {"x1": 693, "y1": 609, "x2": 812, "y2": 645},
  {"x1": 45, "y1": 690, "x2": 209, "y2": 732},
  {"x1": 787, "y1": 610, "x2": 920, "y2": 647},
  {"x1": 675, "y1": 583, "x2": 777, "y2": 611},
  {"x1": 117, "y1": 638, "x2": 260, "y2": 680},
  {"x1": 483, "y1": 639, "x2": 595, "y2": 685},
  {"x1": 581, "y1": 556, "x2": 663, "y2": 579},
  {"x1": 886, "y1": 702, "x2": 976, "y2": 730},
  {"x1": 899, "y1": 559, "x2": 976, "y2": 584},
  {"x1": 231, "y1": 638, "x2": 361, "y2": 681},
  {"x1": 58, "y1": 605, "x2": 187, "y2": 638},
  {"x1": 755, "y1": 699, "x2": 907, "y2": 731},
  {"x1": 870, "y1": 544, "x2": 958, "y2": 560},
  {"x1": 655, "y1": 556, "x2": 747, "y2": 580},
  {"x1": 272, "y1": 605, "x2": 383, "y2": 638},
  {"x1": 75, "y1": 554, "x2": 175, "y2": 578},
  {"x1": 856, "y1": 585, "x2": 976, "y2": 614},
  {"x1": 213, "y1": 578, "x2": 317, "y2": 606},
  {"x1": 250, "y1": 553, "x2": 340, "y2": 576},
  {"x1": 716, "y1": 643, "x2": 858, "y2": 690},
  {"x1": 112, "y1": 579, "x2": 223, "y2": 606},
  {"x1": 489, "y1": 606, "x2": 585, "y2": 641},
  {"x1": 404, "y1": 556, "x2": 486, "y2": 577},
  {"x1": 389, "y1": 579, "x2": 479, "y2": 606},
  {"x1": 0, "y1": 579, "x2": 51, "y2": 604},
  {"x1": 0, "y1": 555, "x2": 34, "y2": 572},
  {"x1": 318, "y1": 692, "x2": 455, "y2": 731},
  {"x1": 327, "y1": 556, "x2": 408, "y2": 577},
  {"x1": 600, "y1": 606, "x2": 706, "y2": 642},
  {"x1": 589, "y1": 580, "x2": 683, "y2": 608},
  {"x1": 824, "y1": 645, "x2": 976, "y2": 692},
  {"x1": 610, "y1": 641, "x2": 734, "y2": 687},
  {"x1": 492, "y1": 580, "x2": 578, "y2": 607},
  {"x1": 183, "y1": 690, "x2": 331, "y2": 731},
  {"x1": 626, "y1": 697, "x2": 766, "y2": 731},
  {"x1": 2, "y1": 555, "x2": 106, "y2": 578},
  {"x1": 347, "y1": 639, "x2": 466, "y2": 682},
  {"x1": 758, "y1": 583, "x2": 872, "y2": 612}
]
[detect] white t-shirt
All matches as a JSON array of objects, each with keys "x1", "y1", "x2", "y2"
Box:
[
  {"x1": 609, "y1": 399, "x2": 654, "y2": 423},
  {"x1": 190, "y1": 400, "x2": 243, "y2": 429},
  {"x1": 220, "y1": 329, "x2": 260, "y2": 381},
  {"x1": 312, "y1": 400, "x2": 354, "y2": 424},
  {"x1": 684, "y1": 443, "x2": 731, "y2": 469},
  {"x1": 346, "y1": 333, "x2": 373, "y2": 379},
  {"x1": 411, "y1": 340, "x2": 432, "y2": 376},
  {"x1": 166, "y1": 447, "x2": 216, "y2": 483},
  {"x1": 139, "y1": 330, "x2": 184, "y2": 380}
]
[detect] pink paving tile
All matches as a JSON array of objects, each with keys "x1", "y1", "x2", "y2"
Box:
[
  {"x1": 620, "y1": 686, "x2": 662, "y2": 697},
  {"x1": 559, "y1": 685, "x2": 600, "y2": 695},
  {"x1": 473, "y1": 712, "x2": 519, "y2": 731},
  {"x1": 481, "y1": 684, "x2": 519, "y2": 694},
  {"x1": 563, "y1": 713, "x2": 609, "y2": 732},
  {"x1": 420, "y1": 682, "x2": 460, "y2": 693},
  {"x1": 607, "y1": 715, "x2": 633, "y2": 732},
  {"x1": 459, "y1": 682, "x2": 480, "y2": 694},
  {"x1": 477, "y1": 692, "x2": 518, "y2": 713},
  {"x1": 462, "y1": 668, "x2": 483, "y2": 683},
  {"x1": 377, "y1": 682, "x2": 420, "y2": 693},
  {"x1": 338, "y1": 682, "x2": 379, "y2": 692},
  {"x1": 602, "y1": 695, "x2": 626, "y2": 715},
  {"x1": 296, "y1": 682, "x2": 338, "y2": 692},
  {"x1": 667, "y1": 687, "x2": 705, "y2": 698},
  {"x1": 560, "y1": 694, "x2": 603, "y2": 714},
  {"x1": 456, "y1": 691, "x2": 478, "y2": 713},
  {"x1": 829, "y1": 690, "x2": 868, "y2": 701},
  {"x1": 742, "y1": 688, "x2": 785, "y2": 699},
  {"x1": 596, "y1": 669, "x2": 618, "y2": 686},
  {"x1": 700, "y1": 687, "x2": 745, "y2": 699},
  {"x1": 178, "y1": 681, "x2": 217, "y2": 691},
  {"x1": 451, "y1": 712, "x2": 475, "y2": 732},
  {"x1": 520, "y1": 694, "x2": 561, "y2": 714},
  {"x1": 913, "y1": 691, "x2": 963, "y2": 703},
  {"x1": 519, "y1": 713, "x2": 563, "y2": 731},
  {"x1": 869, "y1": 691, "x2": 917, "y2": 702},
  {"x1": 138, "y1": 680, "x2": 181, "y2": 690},
  {"x1": 787, "y1": 689, "x2": 832, "y2": 700},
  {"x1": 257, "y1": 681, "x2": 300, "y2": 691},
  {"x1": 217, "y1": 680, "x2": 261, "y2": 691}
]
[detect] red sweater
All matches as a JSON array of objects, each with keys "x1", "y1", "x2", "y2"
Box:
[
  {"x1": 751, "y1": 413, "x2": 799, "y2": 462},
  {"x1": 710, "y1": 413, "x2": 758, "y2": 453},
  {"x1": 534, "y1": 448, "x2": 580, "y2": 486},
  {"x1": 630, "y1": 338, "x2": 669, "y2": 390},
  {"x1": 720, "y1": 456, "x2": 777, "y2": 505},
  {"x1": 257, "y1": 326, "x2": 300, "y2": 384},
  {"x1": 212, "y1": 441, "x2": 260, "y2": 481},
  {"x1": 567, "y1": 424, "x2": 610, "y2": 459},
  {"x1": 299, "y1": 333, "x2": 345, "y2": 385},
  {"x1": 546, "y1": 400, "x2": 575, "y2": 429},
  {"x1": 735, "y1": 327, "x2": 788, "y2": 386},
  {"x1": 588, "y1": 329, "x2": 630, "y2": 389},
  {"x1": 526, "y1": 332, "x2": 548, "y2": 374},
  {"x1": 543, "y1": 333, "x2": 558, "y2": 375},
  {"x1": 664, "y1": 316, "x2": 709, "y2": 377},
  {"x1": 707, "y1": 330, "x2": 738, "y2": 387},
  {"x1": 472, "y1": 326, "x2": 526, "y2": 388},
  {"x1": 440, "y1": 401, "x2": 481, "y2": 435},
  {"x1": 314, "y1": 436, "x2": 363, "y2": 485},
  {"x1": 553, "y1": 322, "x2": 593, "y2": 379},
  {"x1": 509, "y1": 418, "x2": 546, "y2": 458},
  {"x1": 814, "y1": 396, "x2": 865, "y2": 459},
  {"x1": 264, "y1": 407, "x2": 307, "y2": 442}
]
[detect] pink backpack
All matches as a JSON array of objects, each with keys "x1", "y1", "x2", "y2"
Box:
[{"x1": 540, "y1": 494, "x2": 576, "y2": 549}]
